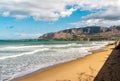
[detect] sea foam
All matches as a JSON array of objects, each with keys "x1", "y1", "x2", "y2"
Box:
[
  {"x1": 0, "y1": 48, "x2": 49, "y2": 60},
  {"x1": 0, "y1": 41, "x2": 114, "y2": 81}
]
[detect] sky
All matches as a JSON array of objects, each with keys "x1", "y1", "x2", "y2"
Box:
[{"x1": 0, "y1": 0, "x2": 120, "y2": 39}]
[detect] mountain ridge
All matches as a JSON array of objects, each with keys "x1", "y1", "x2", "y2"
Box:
[{"x1": 39, "y1": 26, "x2": 120, "y2": 40}]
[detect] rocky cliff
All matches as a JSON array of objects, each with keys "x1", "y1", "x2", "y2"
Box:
[{"x1": 39, "y1": 26, "x2": 120, "y2": 40}]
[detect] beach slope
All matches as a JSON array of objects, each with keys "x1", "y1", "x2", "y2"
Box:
[{"x1": 15, "y1": 45, "x2": 115, "y2": 81}]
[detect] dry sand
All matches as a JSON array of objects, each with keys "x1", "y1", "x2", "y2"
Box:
[{"x1": 15, "y1": 45, "x2": 115, "y2": 81}]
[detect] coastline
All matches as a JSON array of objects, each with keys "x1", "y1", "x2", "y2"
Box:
[{"x1": 12, "y1": 43, "x2": 115, "y2": 81}]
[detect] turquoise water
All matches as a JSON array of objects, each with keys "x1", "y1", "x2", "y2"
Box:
[{"x1": 0, "y1": 40, "x2": 113, "y2": 81}]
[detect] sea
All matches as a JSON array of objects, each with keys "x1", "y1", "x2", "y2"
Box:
[{"x1": 0, "y1": 40, "x2": 114, "y2": 81}]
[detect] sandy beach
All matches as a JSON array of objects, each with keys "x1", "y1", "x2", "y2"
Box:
[{"x1": 14, "y1": 44, "x2": 115, "y2": 81}]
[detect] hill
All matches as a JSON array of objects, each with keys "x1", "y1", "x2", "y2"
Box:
[{"x1": 39, "y1": 26, "x2": 120, "y2": 41}]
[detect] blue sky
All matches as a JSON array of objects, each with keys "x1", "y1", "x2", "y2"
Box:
[{"x1": 0, "y1": 0, "x2": 120, "y2": 39}]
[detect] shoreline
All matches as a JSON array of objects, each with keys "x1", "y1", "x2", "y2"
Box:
[
  {"x1": 12, "y1": 43, "x2": 115, "y2": 81},
  {"x1": 11, "y1": 58, "x2": 83, "y2": 81},
  {"x1": 11, "y1": 51, "x2": 91, "y2": 81}
]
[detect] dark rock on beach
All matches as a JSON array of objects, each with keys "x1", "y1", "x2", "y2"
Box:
[{"x1": 94, "y1": 44, "x2": 120, "y2": 81}]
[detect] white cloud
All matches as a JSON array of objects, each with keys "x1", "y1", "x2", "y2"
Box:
[
  {"x1": 0, "y1": 0, "x2": 77, "y2": 21},
  {"x1": 72, "y1": 0, "x2": 120, "y2": 26},
  {"x1": 16, "y1": 33, "x2": 42, "y2": 39},
  {"x1": 0, "y1": 32, "x2": 42, "y2": 39},
  {"x1": 2, "y1": 11, "x2": 9, "y2": 16},
  {"x1": 0, "y1": 0, "x2": 120, "y2": 26},
  {"x1": 72, "y1": 19, "x2": 120, "y2": 27},
  {"x1": 76, "y1": 0, "x2": 117, "y2": 10}
]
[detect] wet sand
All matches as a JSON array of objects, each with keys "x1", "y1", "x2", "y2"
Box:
[{"x1": 13, "y1": 44, "x2": 115, "y2": 81}]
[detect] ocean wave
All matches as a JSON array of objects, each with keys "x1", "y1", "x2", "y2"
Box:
[
  {"x1": 0, "y1": 48, "x2": 49, "y2": 60},
  {"x1": 0, "y1": 43, "x2": 83, "y2": 51},
  {"x1": 46, "y1": 43, "x2": 82, "y2": 48},
  {"x1": 0, "y1": 45, "x2": 44, "y2": 51},
  {"x1": 0, "y1": 41, "x2": 115, "y2": 81}
]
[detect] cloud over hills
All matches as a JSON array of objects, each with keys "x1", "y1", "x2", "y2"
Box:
[{"x1": 72, "y1": 0, "x2": 120, "y2": 26}]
